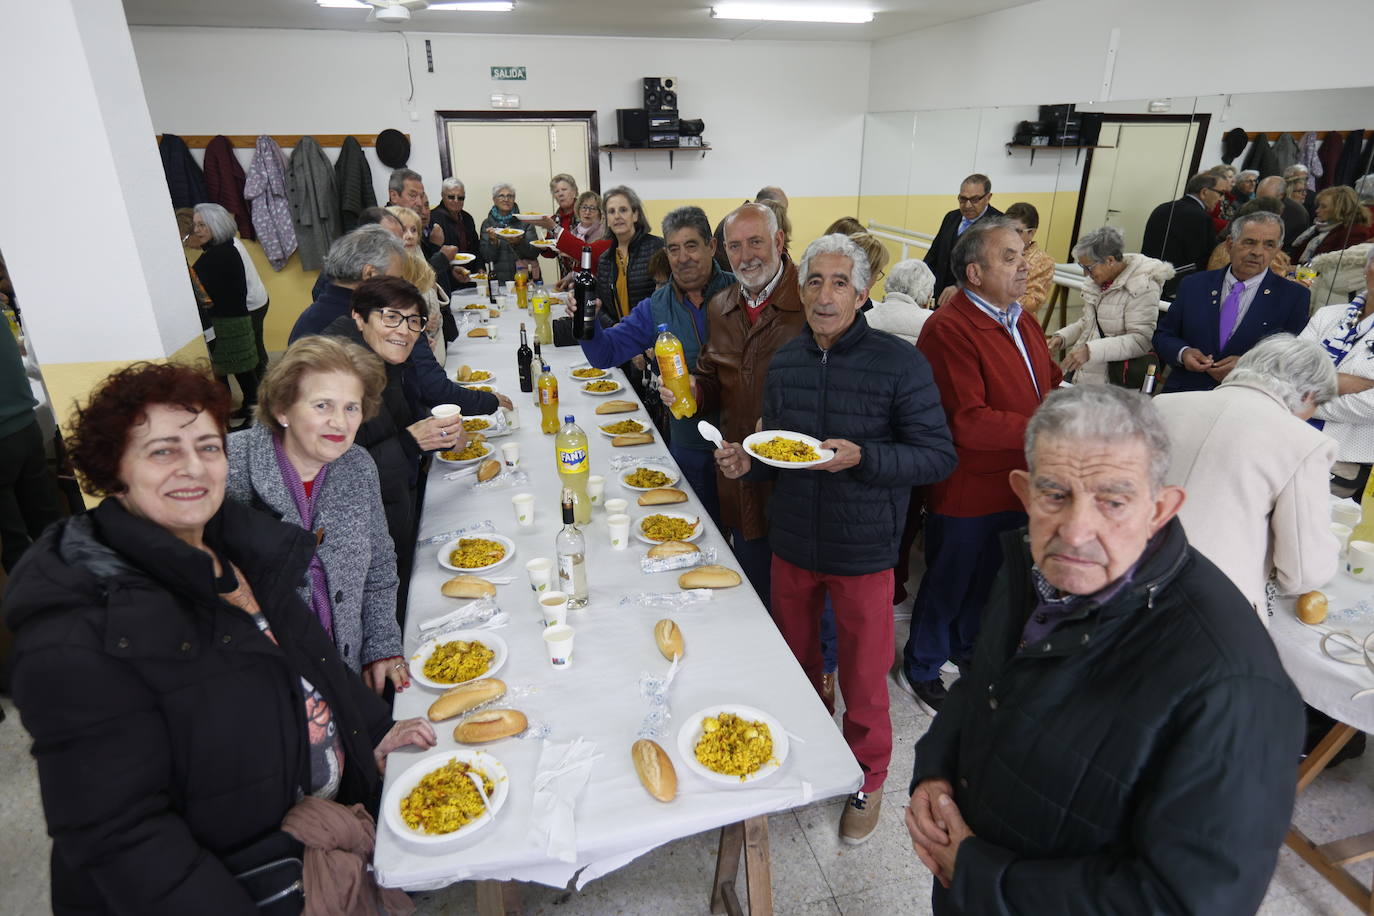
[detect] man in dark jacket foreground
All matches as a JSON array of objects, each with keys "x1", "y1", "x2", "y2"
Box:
[
  {"x1": 907, "y1": 384, "x2": 1303, "y2": 915},
  {"x1": 718, "y1": 233, "x2": 957, "y2": 845}
]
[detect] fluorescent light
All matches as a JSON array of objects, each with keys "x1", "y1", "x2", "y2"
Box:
[
  {"x1": 316, "y1": 0, "x2": 370, "y2": 8},
  {"x1": 429, "y1": 1, "x2": 515, "y2": 9},
  {"x1": 711, "y1": 3, "x2": 873, "y2": 23}
]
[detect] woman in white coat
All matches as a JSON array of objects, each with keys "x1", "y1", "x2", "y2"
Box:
[
  {"x1": 1049, "y1": 226, "x2": 1174, "y2": 385},
  {"x1": 866, "y1": 258, "x2": 934, "y2": 344}
]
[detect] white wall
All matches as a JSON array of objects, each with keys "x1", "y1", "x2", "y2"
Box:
[
  {"x1": 129, "y1": 27, "x2": 871, "y2": 203},
  {"x1": 867, "y1": 0, "x2": 1374, "y2": 113}
]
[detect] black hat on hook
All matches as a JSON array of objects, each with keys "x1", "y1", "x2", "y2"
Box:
[{"x1": 375, "y1": 129, "x2": 411, "y2": 168}]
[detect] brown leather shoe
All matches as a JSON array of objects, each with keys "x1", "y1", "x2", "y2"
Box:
[
  {"x1": 821, "y1": 672, "x2": 836, "y2": 709},
  {"x1": 839, "y1": 790, "x2": 882, "y2": 845}
]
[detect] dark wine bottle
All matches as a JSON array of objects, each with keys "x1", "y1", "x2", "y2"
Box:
[
  {"x1": 487, "y1": 261, "x2": 497, "y2": 304},
  {"x1": 572, "y1": 245, "x2": 597, "y2": 340},
  {"x1": 517, "y1": 322, "x2": 534, "y2": 392}
]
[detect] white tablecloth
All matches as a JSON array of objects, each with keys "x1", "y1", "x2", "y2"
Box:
[{"x1": 373, "y1": 293, "x2": 862, "y2": 891}]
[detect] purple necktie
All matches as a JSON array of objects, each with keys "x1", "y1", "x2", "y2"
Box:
[{"x1": 1218, "y1": 279, "x2": 1246, "y2": 350}]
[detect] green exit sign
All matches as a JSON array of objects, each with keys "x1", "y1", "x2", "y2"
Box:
[{"x1": 491, "y1": 66, "x2": 526, "y2": 81}]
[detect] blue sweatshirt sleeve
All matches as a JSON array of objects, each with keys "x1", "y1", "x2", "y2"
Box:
[
  {"x1": 579, "y1": 297, "x2": 658, "y2": 368},
  {"x1": 407, "y1": 344, "x2": 500, "y2": 415}
]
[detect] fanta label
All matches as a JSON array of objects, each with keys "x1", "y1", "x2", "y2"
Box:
[
  {"x1": 665, "y1": 353, "x2": 687, "y2": 378},
  {"x1": 539, "y1": 387, "x2": 557, "y2": 405},
  {"x1": 558, "y1": 446, "x2": 588, "y2": 474}
]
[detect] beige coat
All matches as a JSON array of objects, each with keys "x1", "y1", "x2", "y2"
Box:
[
  {"x1": 1054, "y1": 254, "x2": 1173, "y2": 385},
  {"x1": 1154, "y1": 382, "x2": 1338, "y2": 623}
]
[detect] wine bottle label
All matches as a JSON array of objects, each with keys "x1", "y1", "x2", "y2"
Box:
[{"x1": 558, "y1": 445, "x2": 588, "y2": 474}]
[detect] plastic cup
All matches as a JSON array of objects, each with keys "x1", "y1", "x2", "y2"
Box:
[
  {"x1": 430, "y1": 403, "x2": 462, "y2": 419},
  {"x1": 542, "y1": 624, "x2": 575, "y2": 668},
  {"x1": 604, "y1": 497, "x2": 628, "y2": 516},
  {"x1": 607, "y1": 514, "x2": 631, "y2": 550},
  {"x1": 512, "y1": 492, "x2": 535, "y2": 527},
  {"x1": 504, "y1": 406, "x2": 521, "y2": 429},
  {"x1": 502, "y1": 442, "x2": 521, "y2": 469},
  {"x1": 540, "y1": 590, "x2": 569, "y2": 627},
  {"x1": 1332, "y1": 503, "x2": 1361, "y2": 527},
  {"x1": 488, "y1": 324, "x2": 500, "y2": 340},
  {"x1": 588, "y1": 475, "x2": 605, "y2": 506},
  {"x1": 1347, "y1": 540, "x2": 1374, "y2": 582},
  {"x1": 526, "y1": 557, "x2": 554, "y2": 592},
  {"x1": 1333, "y1": 523, "x2": 1353, "y2": 558}
]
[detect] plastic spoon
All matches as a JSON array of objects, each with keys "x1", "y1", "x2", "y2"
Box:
[
  {"x1": 697, "y1": 420, "x2": 724, "y2": 449},
  {"x1": 467, "y1": 770, "x2": 495, "y2": 819}
]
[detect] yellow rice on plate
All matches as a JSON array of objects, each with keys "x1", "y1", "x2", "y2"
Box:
[
  {"x1": 422, "y1": 639, "x2": 495, "y2": 684},
  {"x1": 694, "y1": 712, "x2": 775, "y2": 780},
  {"x1": 752, "y1": 436, "x2": 819, "y2": 462},
  {"x1": 400, "y1": 758, "x2": 495, "y2": 834}
]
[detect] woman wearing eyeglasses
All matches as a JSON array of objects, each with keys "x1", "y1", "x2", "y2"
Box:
[
  {"x1": 479, "y1": 182, "x2": 540, "y2": 282},
  {"x1": 321, "y1": 277, "x2": 465, "y2": 585}
]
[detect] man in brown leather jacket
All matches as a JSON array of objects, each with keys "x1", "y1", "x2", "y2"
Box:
[{"x1": 660, "y1": 203, "x2": 806, "y2": 606}]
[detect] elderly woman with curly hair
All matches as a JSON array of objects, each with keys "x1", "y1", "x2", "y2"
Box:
[
  {"x1": 227, "y1": 335, "x2": 410, "y2": 695},
  {"x1": 479, "y1": 181, "x2": 540, "y2": 282},
  {"x1": 2, "y1": 361, "x2": 434, "y2": 915}
]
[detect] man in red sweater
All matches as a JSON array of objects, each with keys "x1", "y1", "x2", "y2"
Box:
[{"x1": 899, "y1": 220, "x2": 1061, "y2": 712}]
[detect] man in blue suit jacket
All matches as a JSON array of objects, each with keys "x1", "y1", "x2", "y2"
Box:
[{"x1": 1153, "y1": 212, "x2": 1309, "y2": 393}]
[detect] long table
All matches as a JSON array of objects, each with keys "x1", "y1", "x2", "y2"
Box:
[{"x1": 372, "y1": 290, "x2": 862, "y2": 910}]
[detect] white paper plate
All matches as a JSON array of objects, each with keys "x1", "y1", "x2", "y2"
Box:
[
  {"x1": 494, "y1": 227, "x2": 525, "y2": 239},
  {"x1": 597, "y1": 418, "x2": 648, "y2": 438},
  {"x1": 530, "y1": 239, "x2": 557, "y2": 250},
  {"x1": 581, "y1": 379, "x2": 625, "y2": 397},
  {"x1": 569, "y1": 365, "x2": 609, "y2": 381},
  {"x1": 634, "y1": 510, "x2": 703, "y2": 545},
  {"x1": 459, "y1": 301, "x2": 493, "y2": 311},
  {"x1": 459, "y1": 384, "x2": 500, "y2": 396},
  {"x1": 450, "y1": 253, "x2": 477, "y2": 265},
  {"x1": 513, "y1": 212, "x2": 548, "y2": 221},
  {"x1": 620, "y1": 464, "x2": 680, "y2": 492},
  {"x1": 454, "y1": 368, "x2": 496, "y2": 384},
  {"x1": 743, "y1": 430, "x2": 835, "y2": 470},
  {"x1": 409, "y1": 630, "x2": 509, "y2": 691},
  {"x1": 437, "y1": 533, "x2": 515, "y2": 573},
  {"x1": 459, "y1": 413, "x2": 500, "y2": 435},
  {"x1": 676, "y1": 705, "x2": 790, "y2": 786},
  {"x1": 383, "y1": 749, "x2": 511, "y2": 845},
  {"x1": 434, "y1": 442, "x2": 494, "y2": 467}
]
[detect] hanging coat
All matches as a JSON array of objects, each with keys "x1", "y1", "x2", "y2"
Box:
[
  {"x1": 203, "y1": 136, "x2": 254, "y2": 241},
  {"x1": 287, "y1": 137, "x2": 342, "y2": 272},
  {"x1": 243, "y1": 136, "x2": 297, "y2": 271},
  {"x1": 1271, "y1": 133, "x2": 1301, "y2": 176},
  {"x1": 1242, "y1": 134, "x2": 1279, "y2": 177},
  {"x1": 1298, "y1": 131, "x2": 1324, "y2": 191},
  {"x1": 158, "y1": 133, "x2": 208, "y2": 209},
  {"x1": 333, "y1": 136, "x2": 377, "y2": 233},
  {"x1": 1317, "y1": 132, "x2": 1345, "y2": 190},
  {"x1": 1335, "y1": 130, "x2": 1367, "y2": 188}
]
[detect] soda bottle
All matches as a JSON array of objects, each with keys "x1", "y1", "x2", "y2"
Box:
[
  {"x1": 1352, "y1": 473, "x2": 1374, "y2": 545},
  {"x1": 654, "y1": 324, "x2": 698, "y2": 419},
  {"x1": 537, "y1": 363, "x2": 560, "y2": 434},
  {"x1": 515, "y1": 267, "x2": 530, "y2": 310},
  {"x1": 555, "y1": 414, "x2": 592, "y2": 525},
  {"x1": 572, "y1": 246, "x2": 597, "y2": 341},
  {"x1": 517, "y1": 322, "x2": 534, "y2": 393},
  {"x1": 532, "y1": 288, "x2": 554, "y2": 346}
]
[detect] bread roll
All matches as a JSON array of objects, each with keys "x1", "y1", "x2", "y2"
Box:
[
  {"x1": 655, "y1": 619, "x2": 684, "y2": 661},
  {"x1": 427, "y1": 678, "x2": 506, "y2": 722},
  {"x1": 613, "y1": 432, "x2": 655, "y2": 447},
  {"x1": 453, "y1": 708, "x2": 527, "y2": 743},
  {"x1": 638, "y1": 488, "x2": 687, "y2": 506},
  {"x1": 477, "y1": 458, "x2": 502, "y2": 482},
  {"x1": 647, "y1": 540, "x2": 700, "y2": 559},
  {"x1": 467, "y1": 328, "x2": 490, "y2": 338},
  {"x1": 1297, "y1": 590, "x2": 1328, "y2": 625},
  {"x1": 679, "y1": 565, "x2": 743, "y2": 589},
  {"x1": 457, "y1": 364, "x2": 472, "y2": 381},
  {"x1": 632, "y1": 739, "x2": 677, "y2": 802},
  {"x1": 440, "y1": 574, "x2": 497, "y2": 599},
  {"x1": 595, "y1": 400, "x2": 638, "y2": 415}
]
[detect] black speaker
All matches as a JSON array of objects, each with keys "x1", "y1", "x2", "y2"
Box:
[
  {"x1": 643, "y1": 76, "x2": 678, "y2": 112},
  {"x1": 616, "y1": 108, "x2": 649, "y2": 148}
]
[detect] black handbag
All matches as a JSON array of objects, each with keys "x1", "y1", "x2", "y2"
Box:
[
  {"x1": 222, "y1": 830, "x2": 305, "y2": 914},
  {"x1": 1094, "y1": 313, "x2": 1158, "y2": 390}
]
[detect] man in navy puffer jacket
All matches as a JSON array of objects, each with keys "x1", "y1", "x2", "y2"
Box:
[{"x1": 717, "y1": 233, "x2": 957, "y2": 845}]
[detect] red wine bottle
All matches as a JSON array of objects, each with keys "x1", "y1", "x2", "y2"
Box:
[
  {"x1": 517, "y1": 322, "x2": 534, "y2": 392},
  {"x1": 572, "y1": 246, "x2": 597, "y2": 340}
]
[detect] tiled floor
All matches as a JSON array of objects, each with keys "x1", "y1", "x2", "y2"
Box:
[{"x1": 3, "y1": 569, "x2": 1373, "y2": 914}]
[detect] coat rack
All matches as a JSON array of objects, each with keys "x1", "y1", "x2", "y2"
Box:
[
  {"x1": 1244, "y1": 130, "x2": 1368, "y2": 141},
  {"x1": 155, "y1": 134, "x2": 407, "y2": 149}
]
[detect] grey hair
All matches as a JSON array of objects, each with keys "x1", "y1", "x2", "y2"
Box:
[
  {"x1": 1230, "y1": 209, "x2": 1285, "y2": 245},
  {"x1": 885, "y1": 258, "x2": 935, "y2": 302},
  {"x1": 723, "y1": 202, "x2": 779, "y2": 237},
  {"x1": 549, "y1": 173, "x2": 578, "y2": 194},
  {"x1": 1224, "y1": 334, "x2": 1336, "y2": 411},
  {"x1": 951, "y1": 216, "x2": 1013, "y2": 289},
  {"x1": 193, "y1": 203, "x2": 238, "y2": 244},
  {"x1": 323, "y1": 225, "x2": 405, "y2": 282},
  {"x1": 1071, "y1": 225, "x2": 1126, "y2": 264},
  {"x1": 491, "y1": 182, "x2": 515, "y2": 199},
  {"x1": 661, "y1": 205, "x2": 713, "y2": 245},
  {"x1": 440, "y1": 177, "x2": 465, "y2": 193},
  {"x1": 798, "y1": 233, "x2": 872, "y2": 293},
  {"x1": 1256, "y1": 175, "x2": 1286, "y2": 198},
  {"x1": 1026, "y1": 385, "x2": 1172, "y2": 494},
  {"x1": 388, "y1": 168, "x2": 422, "y2": 196},
  {"x1": 1283, "y1": 164, "x2": 1310, "y2": 179},
  {"x1": 755, "y1": 186, "x2": 787, "y2": 204},
  {"x1": 1208, "y1": 164, "x2": 1237, "y2": 179},
  {"x1": 1238, "y1": 169, "x2": 1259, "y2": 181}
]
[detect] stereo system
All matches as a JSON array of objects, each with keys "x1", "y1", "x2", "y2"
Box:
[
  {"x1": 643, "y1": 76, "x2": 678, "y2": 112},
  {"x1": 615, "y1": 77, "x2": 704, "y2": 150},
  {"x1": 616, "y1": 108, "x2": 650, "y2": 148}
]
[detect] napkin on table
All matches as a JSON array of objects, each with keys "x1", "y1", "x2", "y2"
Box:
[{"x1": 528, "y1": 738, "x2": 600, "y2": 862}]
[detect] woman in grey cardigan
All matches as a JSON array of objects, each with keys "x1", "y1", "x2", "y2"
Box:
[{"x1": 226, "y1": 335, "x2": 409, "y2": 694}]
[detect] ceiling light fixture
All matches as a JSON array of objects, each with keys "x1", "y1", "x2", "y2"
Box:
[
  {"x1": 711, "y1": 3, "x2": 873, "y2": 23},
  {"x1": 429, "y1": 1, "x2": 515, "y2": 9},
  {"x1": 316, "y1": 0, "x2": 371, "y2": 8}
]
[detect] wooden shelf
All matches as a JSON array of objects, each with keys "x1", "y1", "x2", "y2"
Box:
[
  {"x1": 156, "y1": 133, "x2": 407, "y2": 150},
  {"x1": 1005, "y1": 143, "x2": 1113, "y2": 165},
  {"x1": 599, "y1": 144, "x2": 711, "y2": 170}
]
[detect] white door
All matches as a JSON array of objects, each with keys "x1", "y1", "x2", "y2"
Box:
[
  {"x1": 1078, "y1": 120, "x2": 1200, "y2": 252},
  {"x1": 445, "y1": 120, "x2": 591, "y2": 284}
]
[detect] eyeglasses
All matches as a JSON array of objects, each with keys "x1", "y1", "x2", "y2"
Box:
[
  {"x1": 578, "y1": 205, "x2": 601, "y2": 214},
  {"x1": 957, "y1": 193, "x2": 988, "y2": 205},
  {"x1": 495, "y1": 193, "x2": 515, "y2": 200},
  {"x1": 445, "y1": 194, "x2": 465, "y2": 201},
  {"x1": 376, "y1": 308, "x2": 427, "y2": 332}
]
